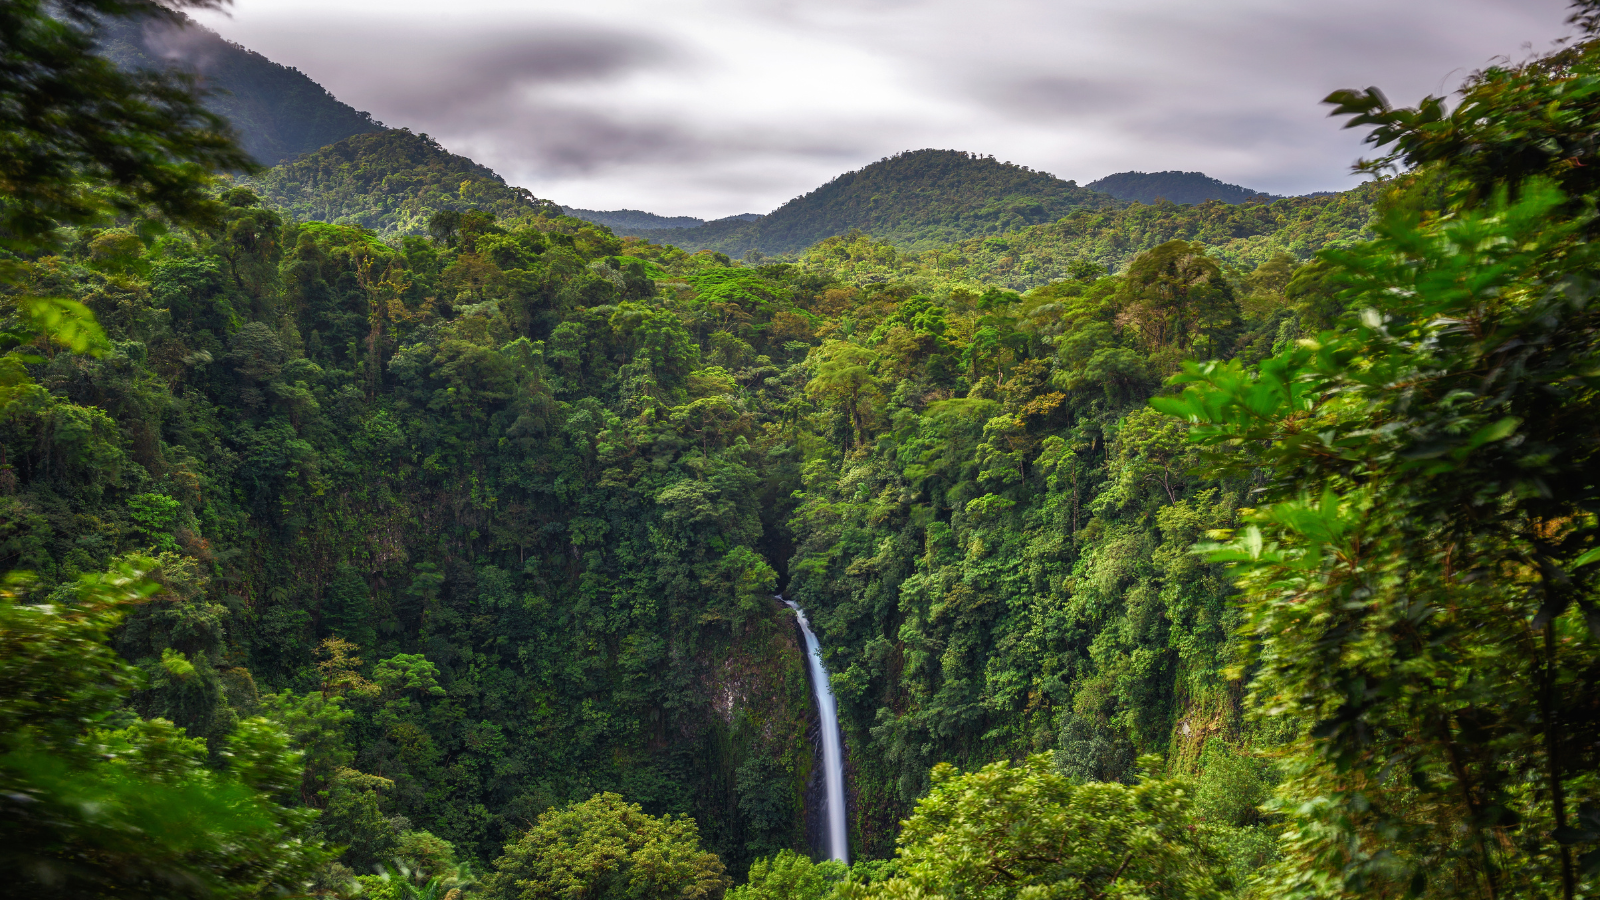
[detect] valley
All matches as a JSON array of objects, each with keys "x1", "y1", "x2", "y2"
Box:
[{"x1": 1, "y1": 4, "x2": 1597, "y2": 900}]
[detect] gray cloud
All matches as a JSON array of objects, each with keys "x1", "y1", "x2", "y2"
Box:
[
  {"x1": 978, "y1": 75, "x2": 1140, "y2": 118},
  {"x1": 195, "y1": 0, "x2": 1579, "y2": 216}
]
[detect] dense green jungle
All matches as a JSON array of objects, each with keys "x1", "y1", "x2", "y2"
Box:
[{"x1": 4, "y1": 1, "x2": 1600, "y2": 899}]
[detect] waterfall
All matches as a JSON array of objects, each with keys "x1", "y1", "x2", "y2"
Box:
[{"x1": 781, "y1": 597, "x2": 849, "y2": 864}]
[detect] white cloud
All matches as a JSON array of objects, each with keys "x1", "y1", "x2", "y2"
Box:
[{"x1": 194, "y1": 0, "x2": 1576, "y2": 217}]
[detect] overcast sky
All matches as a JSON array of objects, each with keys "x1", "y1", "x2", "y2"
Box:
[{"x1": 194, "y1": 0, "x2": 1576, "y2": 219}]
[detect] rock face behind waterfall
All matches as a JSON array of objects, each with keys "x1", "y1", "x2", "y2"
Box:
[
  {"x1": 784, "y1": 598, "x2": 851, "y2": 862},
  {"x1": 685, "y1": 604, "x2": 818, "y2": 878},
  {"x1": 801, "y1": 690, "x2": 857, "y2": 862}
]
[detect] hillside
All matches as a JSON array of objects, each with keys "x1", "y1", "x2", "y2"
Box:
[
  {"x1": 564, "y1": 208, "x2": 710, "y2": 230},
  {"x1": 1086, "y1": 170, "x2": 1273, "y2": 204},
  {"x1": 247, "y1": 128, "x2": 562, "y2": 233},
  {"x1": 798, "y1": 183, "x2": 1378, "y2": 291},
  {"x1": 11, "y1": 1, "x2": 1600, "y2": 898},
  {"x1": 96, "y1": 13, "x2": 382, "y2": 165},
  {"x1": 626, "y1": 149, "x2": 1122, "y2": 256},
  {"x1": 5, "y1": 172, "x2": 1366, "y2": 880}
]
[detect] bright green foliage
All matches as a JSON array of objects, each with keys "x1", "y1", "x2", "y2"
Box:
[
  {"x1": 0, "y1": 564, "x2": 334, "y2": 898},
  {"x1": 1155, "y1": 179, "x2": 1600, "y2": 899},
  {"x1": 614, "y1": 150, "x2": 1119, "y2": 256},
  {"x1": 1148, "y1": 31, "x2": 1600, "y2": 896},
  {"x1": 484, "y1": 792, "x2": 730, "y2": 900},
  {"x1": 729, "y1": 850, "x2": 847, "y2": 900},
  {"x1": 247, "y1": 129, "x2": 562, "y2": 234},
  {"x1": 372, "y1": 653, "x2": 446, "y2": 697},
  {"x1": 796, "y1": 188, "x2": 1376, "y2": 293},
  {"x1": 845, "y1": 753, "x2": 1226, "y2": 900}
]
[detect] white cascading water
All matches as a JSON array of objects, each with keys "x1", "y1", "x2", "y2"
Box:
[{"x1": 781, "y1": 597, "x2": 849, "y2": 863}]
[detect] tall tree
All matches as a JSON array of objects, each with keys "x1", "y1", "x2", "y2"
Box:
[
  {"x1": 484, "y1": 793, "x2": 730, "y2": 900},
  {"x1": 1155, "y1": 35, "x2": 1600, "y2": 895}
]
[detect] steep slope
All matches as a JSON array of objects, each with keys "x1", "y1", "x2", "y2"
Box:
[
  {"x1": 1087, "y1": 170, "x2": 1274, "y2": 205},
  {"x1": 247, "y1": 129, "x2": 561, "y2": 233},
  {"x1": 627, "y1": 149, "x2": 1122, "y2": 256},
  {"x1": 96, "y1": 13, "x2": 382, "y2": 166}
]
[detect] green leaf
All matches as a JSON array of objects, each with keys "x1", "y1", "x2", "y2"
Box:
[
  {"x1": 1241, "y1": 526, "x2": 1263, "y2": 560},
  {"x1": 17, "y1": 296, "x2": 109, "y2": 356},
  {"x1": 1467, "y1": 416, "x2": 1520, "y2": 448}
]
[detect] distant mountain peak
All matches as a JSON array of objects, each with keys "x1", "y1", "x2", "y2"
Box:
[
  {"x1": 603, "y1": 148, "x2": 1115, "y2": 256},
  {"x1": 1086, "y1": 170, "x2": 1276, "y2": 205}
]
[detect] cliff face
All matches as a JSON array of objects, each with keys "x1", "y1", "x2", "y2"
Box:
[{"x1": 692, "y1": 604, "x2": 818, "y2": 877}]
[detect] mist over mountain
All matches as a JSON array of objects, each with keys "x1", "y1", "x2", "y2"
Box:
[
  {"x1": 616, "y1": 149, "x2": 1121, "y2": 256},
  {"x1": 96, "y1": 13, "x2": 382, "y2": 165},
  {"x1": 1087, "y1": 170, "x2": 1276, "y2": 205}
]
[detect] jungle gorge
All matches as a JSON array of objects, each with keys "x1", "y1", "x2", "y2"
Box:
[{"x1": 3, "y1": 1, "x2": 1599, "y2": 899}]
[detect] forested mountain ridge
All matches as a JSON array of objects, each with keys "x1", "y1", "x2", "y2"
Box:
[
  {"x1": 9, "y1": 0, "x2": 1600, "y2": 897},
  {"x1": 564, "y1": 209, "x2": 765, "y2": 231},
  {"x1": 797, "y1": 182, "x2": 1378, "y2": 291},
  {"x1": 96, "y1": 13, "x2": 383, "y2": 165},
  {"x1": 563, "y1": 208, "x2": 707, "y2": 229},
  {"x1": 618, "y1": 149, "x2": 1122, "y2": 256},
  {"x1": 245, "y1": 128, "x2": 562, "y2": 234},
  {"x1": 1087, "y1": 170, "x2": 1275, "y2": 205}
]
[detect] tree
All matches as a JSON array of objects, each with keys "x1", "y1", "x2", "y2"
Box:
[
  {"x1": 1, "y1": 0, "x2": 253, "y2": 403},
  {"x1": 1115, "y1": 241, "x2": 1237, "y2": 354},
  {"x1": 806, "y1": 340, "x2": 882, "y2": 449},
  {"x1": 729, "y1": 850, "x2": 845, "y2": 900},
  {"x1": 0, "y1": 0, "x2": 251, "y2": 257},
  {"x1": 1151, "y1": 21, "x2": 1600, "y2": 895},
  {"x1": 483, "y1": 793, "x2": 730, "y2": 900},
  {"x1": 1157, "y1": 179, "x2": 1600, "y2": 900},
  {"x1": 842, "y1": 753, "x2": 1227, "y2": 900},
  {"x1": 0, "y1": 563, "x2": 334, "y2": 898},
  {"x1": 1325, "y1": 15, "x2": 1600, "y2": 210}
]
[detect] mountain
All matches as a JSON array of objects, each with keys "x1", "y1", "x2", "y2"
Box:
[
  {"x1": 798, "y1": 183, "x2": 1379, "y2": 291},
  {"x1": 246, "y1": 129, "x2": 561, "y2": 234},
  {"x1": 1087, "y1": 170, "x2": 1275, "y2": 205},
  {"x1": 96, "y1": 13, "x2": 383, "y2": 166},
  {"x1": 564, "y1": 209, "x2": 764, "y2": 230},
  {"x1": 566, "y1": 208, "x2": 710, "y2": 230},
  {"x1": 564, "y1": 208, "x2": 707, "y2": 230},
  {"x1": 621, "y1": 149, "x2": 1122, "y2": 256}
]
